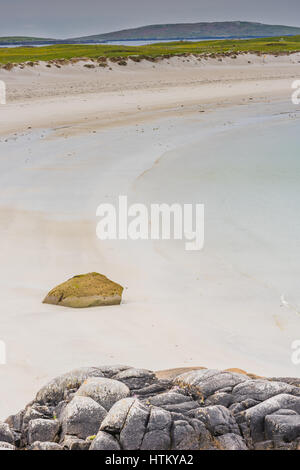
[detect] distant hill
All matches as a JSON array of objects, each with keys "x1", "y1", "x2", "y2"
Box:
[
  {"x1": 1, "y1": 21, "x2": 300, "y2": 46},
  {"x1": 71, "y1": 21, "x2": 300, "y2": 42},
  {"x1": 0, "y1": 36, "x2": 56, "y2": 45}
]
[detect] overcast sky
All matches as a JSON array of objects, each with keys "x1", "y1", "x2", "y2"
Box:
[{"x1": 1, "y1": 0, "x2": 300, "y2": 38}]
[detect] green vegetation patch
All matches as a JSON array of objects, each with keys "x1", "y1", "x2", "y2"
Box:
[{"x1": 1, "y1": 35, "x2": 300, "y2": 65}]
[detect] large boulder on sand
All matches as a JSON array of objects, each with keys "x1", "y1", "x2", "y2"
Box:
[{"x1": 43, "y1": 272, "x2": 123, "y2": 308}]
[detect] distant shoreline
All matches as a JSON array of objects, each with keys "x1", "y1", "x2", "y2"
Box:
[{"x1": 1, "y1": 35, "x2": 298, "y2": 47}]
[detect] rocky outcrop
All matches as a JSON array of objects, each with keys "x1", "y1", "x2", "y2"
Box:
[
  {"x1": 43, "y1": 272, "x2": 123, "y2": 308},
  {"x1": 3, "y1": 365, "x2": 300, "y2": 450}
]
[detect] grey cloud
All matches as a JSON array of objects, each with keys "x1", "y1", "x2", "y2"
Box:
[{"x1": 0, "y1": 0, "x2": 299, "y2": 38}]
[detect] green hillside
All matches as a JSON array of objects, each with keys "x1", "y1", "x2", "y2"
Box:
[{"x1": 71, "y1": 21, "x2": 300, "y2": 42}]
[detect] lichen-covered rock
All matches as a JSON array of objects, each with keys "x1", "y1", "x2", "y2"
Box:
[
  {"x1": 28, "y1": 419, "x2": 60, "y2": 444},
  {"x1": 113, "y1": 368, "x2": 156, "y2": 390},
  {"x1": 171, "y1": 418, "x2": 212, "y2": 450},
  {"x1": 135, "y1": 382, "x2": 170, "y2": 398},
  {"x1": 232, "y1": 379, "x2": 299, "y2": 403},
  {"x1": 89, "y1": 431, "x2": 121, "y2": 450},
  {"x1": 97, "y1": 365, "x2": 131, "y2": 378},
  {"x1": 0, "y1": 422, "x2": 15, "y2": 444},
  {"x1": 43, "y1": 272, "x2": 123, "y2": 308},
  {"x1": 30, "y1": 441, "x2": 63, "y2": 450},
  {"x1": 0, "y1": 441, "x2": 16, "y2": 450},
  {"x1": 253, "y1": 440, "x2": 274, "y2": 450},
  {"x1": 148, "y1": 391, "x2": 193, "y2": 408},
  {"x1": 147, "y1": 389, "x2": 199, "y2": 414},
  {"x1": 36, "y1": 367, "x2": 105, "y2": 404},
  {"x1": 193, "y1": 405, "x2": 240, "y2": 436},
  {"x1": 119, "y1": 400, "x2": 150, "y2": 450},
  {"x1": 268, "y1": 377, "x2": 300, "y2": 387},
  {"x1": 61, "y1": 396, "x2": 107, "y2": 439},
  {"x1": 217, "y1": 433, "x2": 248, "y2": 450},
  {"x1": 205, "y1": 392, "x2": 234, "y2": 408},
  {"x1": 100, "y1": 397, "x2": 135, "y2": 433},
  {"x1": 175, "y1": 369, "x2": 250, "y2": 399},
  {"x1": 62, "y1": 435, "x2": 91, "y2": 450},
  {"x1": 4, "y1": 365, "x2": 300, "y2": 451},
  {"x1": 244, "y1": 393, "x2": 300, "y2": 442},
  {"x1": 264, "y1": 414, "x2": 300, "y2": 442},
  {"x1": 140, "y1": 407, "x2": 172, "y2": 450},
  {"x1": 5, "y1": 410, "x2": 24, "y2": 433},
  {"x1": 76, "y1": 377, "x2": 130, "y2": 411}
]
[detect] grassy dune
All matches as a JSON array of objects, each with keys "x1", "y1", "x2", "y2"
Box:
[{"x1": 1, "y1": 35, "x2": 300, "y2": 65}]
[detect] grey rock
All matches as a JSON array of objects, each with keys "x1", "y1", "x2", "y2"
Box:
[
  {"x1": 36, "y1": 367, "x2": 105, "y2": 404},
  {"x1": 99, "y1": 365, "x2": 131, "y2": 378},
  {"x1": 218, "y1": 387, "x2": 233, "y2": 393},
  {"x1": 5, "y1": 410, "x2": 25, "y2": 432},
  {"x1": 22, "y1": 407, "x2": 44, "y2": 430},
  {"x1": 113, "y1": 368, "x2": 156, "y2": 390},
  {"x1": 63, "y1": 389, "x2": 77, "y2": 401},
  {"x1": 76, "y1": 377, "x2": 130, "y2": 411},
  {"x1": 276, "y1": 441, "x2": 298, "y2": 450},
  {"x1": 229, "y1": 403, "x2": 245, "y2": 415},
  {"x1": 148, "y1": 391, "x2": 193, "y2": 407},
  {"x1": 205, "y1": 392, "x2": 233, "y2": 407},
  {"x1": 171, "y1": 418, "x2": 212, "y2": 450},
  {"x1": 28, "y1": 418, "x2": 60, "y2": 444},
  {"x1": 100, "y1": 397, "x2": 135, "y2": 433},
  {"x1": 62, "y1": 434, "x2": 91, "y2": 450},
  {"x1": 119, "y1": 400, "x2": 149, "y2": 449},
  {"x1": 135, "y1": 382, "x2": 171, "y2": 398},
  {"x1": 230, "y1": 398, "x2": 260, "y2": 417},
  {"x1": 6, "y1": 365, "x2": 300, "y2": 451},
  {"x1": 265, "y1": 414, "x2": 300, "y2": 442},
  {"x1": 232, "y1": 380, "x2": 297, "y2": 402},
  {"x1": 0, "y1": 441, "x2": 15, "y2": 450},
  {"x1": 171, "y1": 420, "x2": 196, "y2": 450},
  {"x1": 140, "y1": 407, "x2": 172, "y2": 450},
  {"x1": 175, "y1": 369, "x2": 249, "y2": 398},
  {"x1": 54, "y1": 401, "x2": 68, "y2": 420},
  {"x1": 89, "y1": 431, "x2": 121, "y2": 450},
  {"x1": 244, "y1": 393, "x2": 300, "y2": 442},
  {"x1": 61, "y1": 396, "x2": 107, "y2": 439},
  {"x1": 163, "y1": 401, "x2": 200, "y2": 414},
  {"x1": 21, "y1": 404, "x2": 54, "y2": 444},
  {"x1": 217, "y1": 433, "x2": 248, "y2": 450},
  {"x1": 253, "y1": 440, "x2": 274, "y2": 450},
  {"x1": 0, "y1": 422, "x2": 15, "y2": 444},
  {"x1": 30, "y1": 441, "x2": 63, "y2": 450},
  {"x1": 193, "y1": 405, "x2": 240, "y2": 436},
  {"x1": 272, "y1": 409, "x2": 298, "y2": 416},
  {"x1": 240, "y1": 398, "x2": 260, "y2": 409},
  {"x1": 268, "y1": 377, "x2": 300, "y2": 387}
]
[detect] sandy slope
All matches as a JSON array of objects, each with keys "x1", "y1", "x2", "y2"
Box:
[{"x1": 1, "y1": 53, "x2": 300, "y2": 135}]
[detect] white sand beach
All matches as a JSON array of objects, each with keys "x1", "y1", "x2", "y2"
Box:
[{"x1": 0, "y1": 54, "x2": 300, "y2": 419}]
